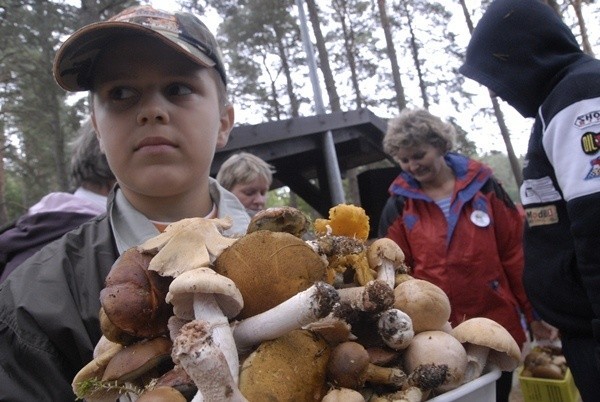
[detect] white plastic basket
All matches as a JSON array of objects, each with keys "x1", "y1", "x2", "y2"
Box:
[{"x1": 428, "y1": 370, "x2": 501, "y2": 402}]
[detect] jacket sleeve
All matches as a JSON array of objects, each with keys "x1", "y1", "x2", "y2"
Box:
[
  {"x1": 543, "y1": 96, "x2": 600, "y2": 354},
  {"x1": 0, "y1": 223, "x2": 112, "y2": 401},
  {"x1": 488, "y1": 179, "x2": 536, "y2": 323}
]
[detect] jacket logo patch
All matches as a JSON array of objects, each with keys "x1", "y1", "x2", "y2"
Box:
[
  {"x1": 581, "y1": 132, "x2": 600, "y2": 154},
  {"x1": 575, "y1": 110, "x2": 600, "y2": 128},
  {"x1": 525, "y1": 205, "x2": 558, "y2": 227},
  {"x1": 585, "y1": 156, "x2": 600, "y2": 180}
]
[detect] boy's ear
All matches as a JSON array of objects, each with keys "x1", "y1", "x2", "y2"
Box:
[
  {"x1": 216, "y1": 104, "x2": 235, "y2": 149},
  {"x1": 91, "y1": 111, "x2": 106, "y2": 153}
]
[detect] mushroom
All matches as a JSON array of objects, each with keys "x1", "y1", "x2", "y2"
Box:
[
  {"x1": 166, "y1": 267, "x2": 243, "y2": 383},
  {"x1": 172, "y1": 320, "x2": 247, "y2": 401},
  {"x1": 138, "y1": 217, "x2": 237, "y2": 277},
  {"x1": 367, "y1": 238, "x2": 408, "y2": 289},
  {"x1": 213, "y1": 230, "x2": 327, "y2": 319},
  {"x1": 232, "y1": 281, "x2": 338, "y2": 353},
  {"x1": 451, "y1": 317, "x2": 521, "y2": 383},
  {"x1": 377, "y1": 308, "x2": 414, "y2": 350},
  {"x1": 246, "y1": 206, "x2": 310, "y2": 238},
  {"x1": 327, "y1": 341, "x2": 407, "y2": 390},
  {"x1": 100, "y1": 248, "x2": 173, "y2": 343},
  {"x1": 72, "y1": 340, "x2": 123, "y2": 401},
  {"x1": 402, "y1": 330, "x2": 467, "y2": 392},
  {"x1": 372, "y1": 363, "x2": 449, "y2": 402},
  {"x1": 101, "y1": 337, "x2": 173, "y2": 384},
  {"x1": 322, "y1": 387, "x2": 365, "y2": 402},
  {"x1": 393, "y1": 278, "x2": 451, "y2": 333},
  {"x1": 238, "y1": 329, "x2": 331, "y2": 401}
]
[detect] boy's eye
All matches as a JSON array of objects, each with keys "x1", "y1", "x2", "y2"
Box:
[
  {"x1": 109, "y1": 87, "x2": 136, "y2": 100},
  {"x1": 166, "y1": 83, "x2": 193, "y2": 96}
]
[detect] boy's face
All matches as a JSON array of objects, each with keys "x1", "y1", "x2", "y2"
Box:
[{"x1": 91, "y1": 36, "x2": 233, "y2": 203}]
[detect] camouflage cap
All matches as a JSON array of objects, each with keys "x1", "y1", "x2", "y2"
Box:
[{"x1": 53, "y1": 6, "x2": 227, "y2": 92}]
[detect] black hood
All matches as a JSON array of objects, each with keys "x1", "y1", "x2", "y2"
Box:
[{"x1": 459, "y1": 0, "x2": 584, "y2": 117}]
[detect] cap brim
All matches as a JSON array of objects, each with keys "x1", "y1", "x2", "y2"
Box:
[{"x1": 53, "y1": 21, "x2": 216, "y2": 92}]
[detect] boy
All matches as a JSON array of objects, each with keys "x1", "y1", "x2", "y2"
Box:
[{"x1": 0, "y1": 6, "x2": 250, "y2": 400}]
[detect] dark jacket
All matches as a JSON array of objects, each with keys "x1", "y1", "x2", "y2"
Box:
[
  {"x1": 0, "y1": 211, "x2": 96, "y2": 283},
  {"x1": 380, "y1": 153, "x2": 534, "y2": 348},
  {"x1": 0, "y1": 182, "x2": 250, "y2": 401},
  {"x1": 460, "y1": 0, "x2": 600, "y2": 347},
  {"x1": 0, "y1": 214, "x2": 115, "y2": 401}
]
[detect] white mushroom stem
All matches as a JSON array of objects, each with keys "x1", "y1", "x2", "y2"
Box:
[
  {"x1": 337, "y1": 280, "x2": 394, "y2": 313},
  {"x1": 378, "y1": 309, "x2": 414, "y2": 350},
  {"x1": 367, "y1": 238, "x2": 406, "y2": 289},
  {"x1": 193, "y1": 293, "x2": 239, "y2": 384},
  {"x1": 172, "y1": 320, "x2": 247, "y2": 402},
  {"x1": 232, "y1": 282, "x2": 338, "y2": 353},
  {"x1": 463, "y1": 343, "x2": 490, "y2": 383}
]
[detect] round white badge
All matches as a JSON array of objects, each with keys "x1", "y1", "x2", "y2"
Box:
[{"x1": 470, "y1": 210, "x2": 490, "y2": 227}]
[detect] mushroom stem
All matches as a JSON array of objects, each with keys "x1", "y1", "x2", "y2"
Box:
[
  {"x1": 367, "y1": 238, "x2": 407, "y2": 289},
  {"x1": 463, "y1": 343, "x2": 490, "y2": 382},
  {"x1": 378, "y1": 309, "x2": 414, "y2": 350},
  {"x1": 172, "y1": 321, "x2": 247, "y2": 402},
  {"x1": 337, "y1": 280, "x2": 395, "y2": 313},
  {"x1": 232, "y1": 282, "x2": 338, "y2": 353},
  {"x1": 193, "y1": 293, "x2": 239, "y2": 384}
]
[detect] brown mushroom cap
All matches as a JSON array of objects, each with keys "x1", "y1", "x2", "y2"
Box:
[
  {"x1": 100, "y1": 248, "x2": 173, "y2": 340},
  {"x1": 102, "y1": 337, "x2": 173, "y2": 383},
  {"x1": 393, "y1": 278, "x2": 451, "y2": 333},
  {"x1": 246, "y1": 206, "x2": 311, "y2": 237},
  {"x1": 327, "y1": 341, "x2": 407, "y2": 390},
  {"x1": 213, "y1": 230, "x2": 327, "y2": 319},
  {"x1": 452, "y1": 317, "x2": 521, "y2": 371},
  {"x1": 239, "y1": 329, "x2": 331, "y2": 401},
  {"x1": 403, "y1": 330, "x2": 467, "y2": 392}
]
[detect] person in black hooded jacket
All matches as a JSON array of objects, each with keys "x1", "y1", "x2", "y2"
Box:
[{"x1": 460, "y1": 0, "x2": 600, "y2": 399}]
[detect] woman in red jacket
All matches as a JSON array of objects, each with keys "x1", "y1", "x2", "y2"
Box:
[{"x1": 378, "y1": 108, "x2": 556, "y2": 402}]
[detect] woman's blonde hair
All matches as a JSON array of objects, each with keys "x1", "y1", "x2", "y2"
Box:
[
  {"x1": 216, "y1": 152, "x2": 275, "y2": 190},
  {"x1": 383, "y1": 108, "x2": 456, "y2": 158}
]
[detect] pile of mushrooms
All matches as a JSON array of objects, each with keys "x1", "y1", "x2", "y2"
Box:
[
  {"x1": 72, "y1": 204, "x2": 523, "y2": 402},
  {"x1": 521, "y1": 344, "x2": 567, "y2": 380}
]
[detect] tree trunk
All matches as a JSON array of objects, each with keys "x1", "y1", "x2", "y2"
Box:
[
  {"x1": 401, "y1": 0, "x2": 429, "y2": 109},
  {"x1": 460, "y1": 0, "x2": 523, "y2": 188},
  {"x1": 377, "y1": 0, "x2": 407, "y2": 111}
]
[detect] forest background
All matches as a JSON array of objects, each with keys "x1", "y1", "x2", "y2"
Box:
[{"x1": 1, "y1": 0, "x2": 598, "y2": 225}]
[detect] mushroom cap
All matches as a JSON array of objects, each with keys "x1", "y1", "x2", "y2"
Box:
[
  {"x1": 239, "y1": 329, "x2": 331, "y2": 401},
  {"x1": 247, "y1": 206, "x2": 311, "y2": 238},
  {"x1": 213, "y1": 230, "x2": 327, "y2": 319},
  {"x1": 367, "y1": 238, "x2": 406, "y2": 271},
  {"x1": 138, "y1": 217, "x2": 237, "y2": 277},
  {"x1": 452, "y1": 317, "x2": 521, "y2": 371},
  {"x1": 102, "y1": 337, "x2": 173, "y2": 382},
  {"x1": 100, "y1": 248, "x2": 173, "y2": 340},
  {"x1": 403, "y1": 330, "x2": 468, "y2": 392},
  {"x1": 166, "y1": 267, "x2": 243, "y2": 320},
  {"x1": 72, "y1": 340, "x2": 123, "y2": 400},
  {"x1": 393, "y1": 278, "x2": 451, "y2": 333},
  {"x1": 322, "y1": 387, "x2": 365, "y2": 402}
]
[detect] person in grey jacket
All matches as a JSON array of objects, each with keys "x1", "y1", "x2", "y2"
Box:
[
  {"x1": 0, "y1": 5, "x2": 250, "y2": 401},
  {"x1": 460, "y1": 0, "x2": 600, "y2": 399}
]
